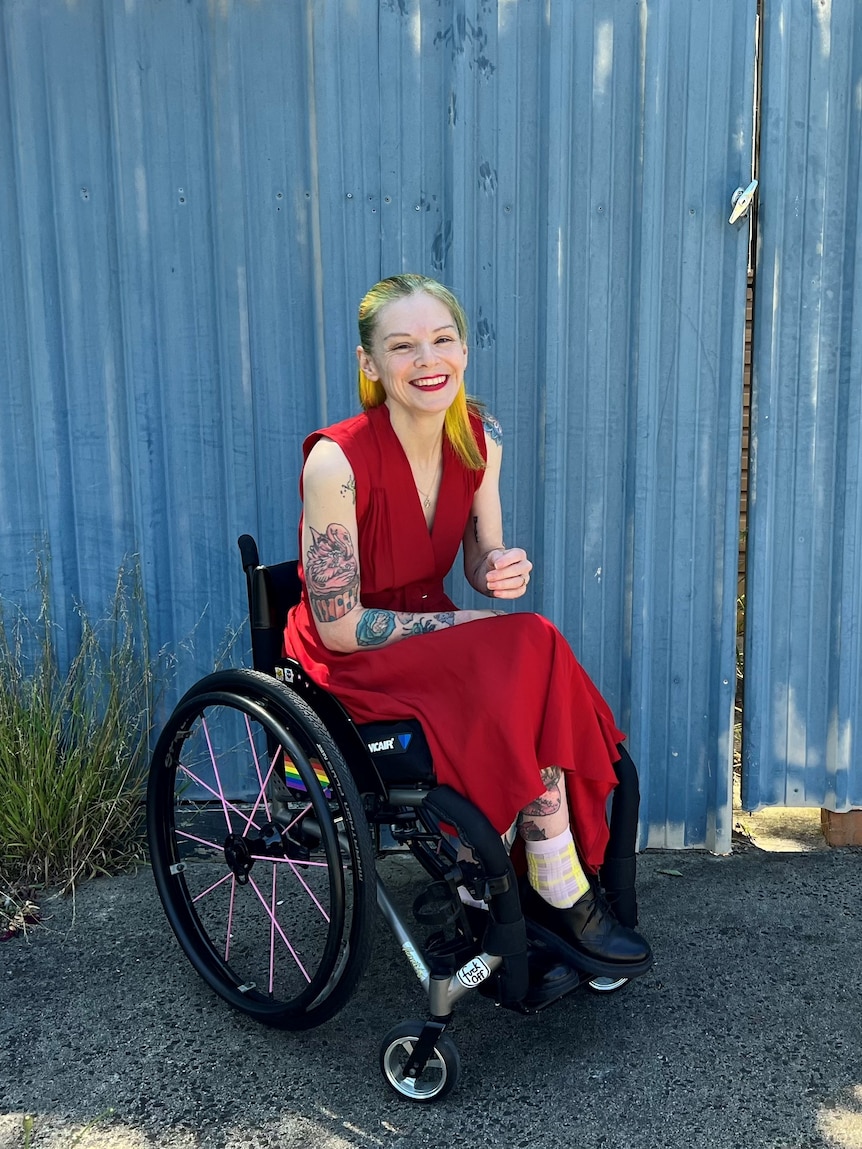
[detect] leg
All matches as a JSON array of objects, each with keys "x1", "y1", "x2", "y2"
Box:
[
  {"x1": 518, "y1": 766, "x2": 651, "y2": 970},
  {"x1": 518, "y1": 767, "x2": 590, "y2": 908}
]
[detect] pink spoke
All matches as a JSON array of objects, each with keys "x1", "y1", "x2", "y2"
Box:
[
  {"x1": 225, "y1": 875, "x2": 237, "y2": 961},
  {"x1": 247, "y1": 873, "x2": 311, "y2": 983},
  {"x1": 243, "y1": 745, "x2": 283, "y2": 833},
  {"x1": 177, "y1": 764, "x2": 263, "y2": 834},
  {"x1": 249, "y1": 853, "x2": 330, "y2": 868},
  {"x1": 269, "y1": 867, "x2": 277, "y2": 994},
  {"x1": 244, "y1": 714, "x2": 272, "y2": 823},
  {"x1": 192, "y1": 871, "x2": 233, "y2": 903},
  {"x1": 282, "y1": 802, "x2": 313, "y2": 836},
  {"x1": 285, "y1": 859, "x2": 330, "y2": 922},
  {"x1": 176, "y1": 829, "x2": 223, "y2": 853},
  {"x1": 201, "y1": 715, "x2": 234, "y2": 833}
]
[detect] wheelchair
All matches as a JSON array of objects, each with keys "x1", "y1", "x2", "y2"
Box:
[{"x1": 146, "y1": 535, "x2": 652, "y2": 1102}]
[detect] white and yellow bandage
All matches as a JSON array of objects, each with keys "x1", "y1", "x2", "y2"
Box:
[{"x1": 525, "y1": 828, "x2": 590, "y2": 908}]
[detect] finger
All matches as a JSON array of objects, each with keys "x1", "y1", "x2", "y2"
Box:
[
  {"x1": 492, "y1": 548, "x2": 527, "y2": 570},
  {"x1": 487, "y1": 566, "x2": 531, "y2": 587},
  {"x1": 491, "y1": 585, "x2": 526, "y2": 599},
  {"x1": 490, "y1": 571, "x2": 530, "y2": 596}
]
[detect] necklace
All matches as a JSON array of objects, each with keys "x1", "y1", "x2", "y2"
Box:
[{"x1": 413, "y1": 456, "x2": 442, "y2": 510}]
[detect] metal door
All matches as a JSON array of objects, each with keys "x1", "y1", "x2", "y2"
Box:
[{"x1": 743, "y1": 0, "x2": 862, "y2": 812}]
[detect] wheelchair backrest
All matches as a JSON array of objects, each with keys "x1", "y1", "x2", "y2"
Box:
[{"x1": 238, "y1": 533, "x2": 301, "y2": 675}]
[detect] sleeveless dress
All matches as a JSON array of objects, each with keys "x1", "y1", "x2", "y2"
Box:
[{"x1": 283, "y1": 404, "x2": 624, "y2": 871}]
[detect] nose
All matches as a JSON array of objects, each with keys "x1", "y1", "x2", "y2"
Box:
[{"x1": 414, "y1": 340, "x2": 439, "y2": 367}]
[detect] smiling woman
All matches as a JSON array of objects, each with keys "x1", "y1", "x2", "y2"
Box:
[{"x1": 283, "y1": 273, "x2": 651, "y2": 972}]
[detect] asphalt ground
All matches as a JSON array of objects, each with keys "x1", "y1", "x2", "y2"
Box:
[{"x1": 1, "y1": 842, "x2": 861, "y2": 1149}]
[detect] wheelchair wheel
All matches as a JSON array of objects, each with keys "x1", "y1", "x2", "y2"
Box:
[
  {"x1": 147, "y1": 669, "x2": 376, "y2": 1029},
  {"x1": 587, "y1": 975, "x2": 630, "y2": 994},
  {"x1": 379, "y1": 1021, "x2": 461, "y2": 1103}
]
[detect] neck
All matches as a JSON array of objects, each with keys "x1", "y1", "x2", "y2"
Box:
[{"x1": 385, "y1": 401, "x2": 445, "y2": 467}]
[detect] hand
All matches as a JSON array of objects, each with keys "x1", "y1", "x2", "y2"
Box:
[{"x1": 483, "y1": 548, "x2": 533, "y2": 599}]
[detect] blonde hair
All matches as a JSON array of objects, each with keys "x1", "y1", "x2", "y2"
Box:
[{"x1": 357, "y1": 274, "x2": 485, "y2": 471}]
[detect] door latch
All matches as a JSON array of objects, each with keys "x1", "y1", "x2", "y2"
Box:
[{"x1": 729, "y1": 179, "x2": 758, "y2": 224}]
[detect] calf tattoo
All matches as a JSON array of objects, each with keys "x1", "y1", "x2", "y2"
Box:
[
  {"x1": 540, "y1": 766, "x2": 562, "y2": 787},
  {"x1": 520, "y1": 766, "x2": 564, "y2": 839},
  {"x1": 306, "y1": 523, "x2": 360, "y2": 623}
]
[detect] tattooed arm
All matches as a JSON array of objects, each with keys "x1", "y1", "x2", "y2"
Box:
[
  {"x1": 462, "y1": 417, "x2": 533, "y2": 599},
  {"x1": 301, "y1": 439, "x2": 501, "y2": 653}
]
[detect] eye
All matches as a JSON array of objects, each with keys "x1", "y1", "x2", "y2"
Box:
[
  {"x1": 436, "y1": 336, "x2": 454, "y2": 344},
  {"x1": 389, "y1": 343, "x2": 411, "y2": 352}
]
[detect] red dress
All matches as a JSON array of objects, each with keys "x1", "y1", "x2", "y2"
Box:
[{"x1": 283, "y1": 404, "x2": 624, "y2": 870}]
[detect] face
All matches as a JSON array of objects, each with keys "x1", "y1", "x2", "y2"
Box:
[{"x1": 357, "y1": 292, "x2": 468, "y2": 418}]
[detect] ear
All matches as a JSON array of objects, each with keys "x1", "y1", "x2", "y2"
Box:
[{"x1": 356, "y1": 344, "x2": 380, "y2": 381}]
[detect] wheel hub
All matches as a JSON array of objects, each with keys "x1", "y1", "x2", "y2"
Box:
[
  {"x1": 223, "y1": 822, "x2": 300, "y2": 883},
  {"x1": 223, "y1": 833, "x2": 254, "y2": 883}
]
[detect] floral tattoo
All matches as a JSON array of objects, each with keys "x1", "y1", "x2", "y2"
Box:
[
  {"x1": 356, "y1": 609, "x2": 456, "y2": 647},
  {"x1": 404, "y1": 612, "x2": 455, "y2": 636},
  {"x1": 482, "y1": 413, "x2": 503, "y2": 446},
  {"x1": 305, "y1": 523, "x2": 360, "y2": 624},
  {"x1": 356, "y1": 609, "x2": 396, "y2": 646}
]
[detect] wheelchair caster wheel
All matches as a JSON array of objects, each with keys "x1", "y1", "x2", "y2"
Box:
[
  {"x1": 380, "y1": 1020, "x2": 461, "y2": 1102},
  {"x1": 587, "y1": 975, "x2": 629, "y2": 993}
]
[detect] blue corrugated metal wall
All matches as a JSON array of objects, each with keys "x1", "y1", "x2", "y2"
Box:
[
  {"x1": 744, "y1": 0, "x2": 862, "y2": 812},
  {"x1": 0, "y1": 0, "x2": 759, "y2": 850}
]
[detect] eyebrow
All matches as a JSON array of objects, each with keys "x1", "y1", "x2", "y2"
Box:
[{"x1": 382, "y1": 325, "x2": 458, "y2": 341}]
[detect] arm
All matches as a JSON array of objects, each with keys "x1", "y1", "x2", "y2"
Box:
[
  {"x1": 302, "y1": 438, "x2": 501, "y2": 653},
  {"x1": 462, "y1": 415, "x2": 533, "y2": 599}
]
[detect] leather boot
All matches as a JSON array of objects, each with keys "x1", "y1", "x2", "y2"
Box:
[{"x1": 521, "y1": 881, "x2": 651, "y2": 966}]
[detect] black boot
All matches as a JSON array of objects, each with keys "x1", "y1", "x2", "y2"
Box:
[{"x1": 521, "y1": 882, "x2": 653, "y2": 976}]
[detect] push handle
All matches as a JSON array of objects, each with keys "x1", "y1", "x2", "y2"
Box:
[{"x1": 237, "y1": 534, "x2": 260, "y2": 572}]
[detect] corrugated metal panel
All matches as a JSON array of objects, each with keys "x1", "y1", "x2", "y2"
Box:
[
  {"x1": 0, "y1": 0, "x2": 755, "y2": 849},
  {"x1": 743, "y1": 0, "x2": 862, "y2": 810},
  {"x1": 627, "y1": 2, "x2": 755, "y2": 849}
]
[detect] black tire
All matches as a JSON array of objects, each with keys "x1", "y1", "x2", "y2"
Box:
[
  {"x1": 379, "y1": 1020, "x2": 461, "y2": 1102},
  {"x1": 147, "y1": 669, "x2": 376, "y2": 1029}
]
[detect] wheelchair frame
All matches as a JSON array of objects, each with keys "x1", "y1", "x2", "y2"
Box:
[{"x1": 146, "y1": 534, "x2": 649, "y2": 1102}]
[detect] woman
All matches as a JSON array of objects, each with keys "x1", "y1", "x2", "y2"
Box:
[{"x1": 284, "y1": 274, "x2": 649, "y2": 968}]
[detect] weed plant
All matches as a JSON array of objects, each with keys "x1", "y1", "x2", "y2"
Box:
[{"x1": 0, "y1": 558, "x2": 158, "y2": 893}]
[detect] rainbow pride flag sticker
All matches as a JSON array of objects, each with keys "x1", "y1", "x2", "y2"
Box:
[{"x1": 283, "y1": 756, "x2": 331, "y2": 796}]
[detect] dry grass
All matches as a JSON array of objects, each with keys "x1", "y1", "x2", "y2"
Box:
[{"x1": 0, "y1": 558, "x2": 158, "y2": 896}]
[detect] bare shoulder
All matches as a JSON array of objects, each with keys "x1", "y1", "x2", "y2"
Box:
[
  {"x1": 481, "y1": 411, "x2": 503, "y2": 448},
  {"x1": 303, "y1": 438, "x2": 356, "y2": 502},
  {"x1": 304, "y1": 437, "x2": 350, "y2": 475}
]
